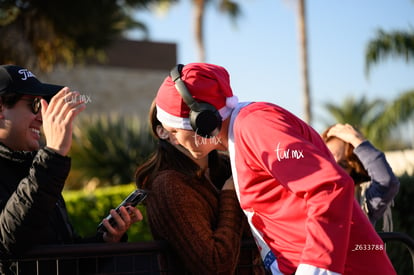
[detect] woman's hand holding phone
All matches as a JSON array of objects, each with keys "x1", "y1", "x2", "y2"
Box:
[
  {"x1": 102, "y1": 206, "x2": 143, "y2": 243},
  {"x1": 97, "y1": 189, "x2": 147, "y2": 243}
]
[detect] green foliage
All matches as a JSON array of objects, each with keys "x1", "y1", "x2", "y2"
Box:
[
  {"x1": 0, "y1": 0, "x2": 158, "y2": 71},
  {"x1": 386, "y1": 173, "x2": 414, "y2": 274},
  {"x1": 393, "y1": 174, "x2": 414, "y2": 236},
  {"x1": 373, "y1": 90, "x2": 414, "y2": 140},
  {"x1": 63, "y1": 184, "x2": 152, "y2": 242},
  {"x1": 68, "y1": 114, "x2": 156, "y2": 189},
  {"x1": 324, "y1": 96, "x2": 385, "y2": 129}
]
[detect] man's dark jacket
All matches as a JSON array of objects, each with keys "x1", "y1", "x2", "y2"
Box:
[{"x1": 0, "y1": 143, "x2": 89, "y2": 273}]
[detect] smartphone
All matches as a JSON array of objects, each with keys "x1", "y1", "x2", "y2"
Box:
[{"x1": 97, "y1": 189, "x2": 147, "y2": 233}]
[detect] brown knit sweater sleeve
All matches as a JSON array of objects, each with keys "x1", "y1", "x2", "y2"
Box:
[{"x1": 146, "y1": 170, "x2": 244, "y2": 274}]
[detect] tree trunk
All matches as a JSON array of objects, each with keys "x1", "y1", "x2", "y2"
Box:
[
  {"x1": 297, "y1": 0, "x2": 312, "y2": 124},
  {"x1": 193, "y1": 0, "x2": 206, "y2": 62}
]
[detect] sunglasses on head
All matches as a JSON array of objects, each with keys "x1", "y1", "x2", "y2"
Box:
[{"x1": 21, "y1": 97, "x2": 41, "y2": 114}]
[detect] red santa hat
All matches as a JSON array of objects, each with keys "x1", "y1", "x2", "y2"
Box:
[{"x1": 155, "y1": 63, "x2": 238, "y2": 130}]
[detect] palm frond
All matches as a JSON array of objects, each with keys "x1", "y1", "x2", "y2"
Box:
[
  {"x1": 372, "y1": 90, "x2": 414, "y2": 145},
  {"x1": 365, "y1": 29, "x2": 414, "y2": 76},
  {"x1": 323, "y1": 96, "x2": 385, "y2": 131}
]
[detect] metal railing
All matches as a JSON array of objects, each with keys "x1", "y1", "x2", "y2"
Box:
[
  {"x1": 3, "y1": 232, "x2": 414, "y2": 275},
  {"x1": 378, "y1": 231, "x2": 414, "y2": 273},
  {"x1": 5, "y1": 241, "x2": 168, "y2": 275},
  {"x1": 4, "y1": 240, "x2": 262, "y2": 275}
]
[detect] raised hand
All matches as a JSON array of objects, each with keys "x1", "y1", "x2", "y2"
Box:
[
  {"x1": 41, "y1": 88, "x2": 86, "y2": 156},
  {"x1": 326, "y1": 123, "x2": 366, "y2": 148}
]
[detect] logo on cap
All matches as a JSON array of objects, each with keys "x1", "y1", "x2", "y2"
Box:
[{"x1": 18, "y1": 68, "x2": 36, "y2": 81}]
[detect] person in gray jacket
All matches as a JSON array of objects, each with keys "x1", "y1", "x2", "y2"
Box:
[
  {"x1": 322, "y1": 123, "x2": 400, "y2": 231},
  {"x1": 0, "y1": 65, "x2": 143, "y2": 274}
]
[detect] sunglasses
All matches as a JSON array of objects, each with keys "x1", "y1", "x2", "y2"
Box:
[{"x1": 21, "y1": 97, "x2": 42, "y2": 114}]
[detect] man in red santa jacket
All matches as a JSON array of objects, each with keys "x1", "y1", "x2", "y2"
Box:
[{"x1": 154, "y1": 62, "x2": 396, "y2": 275}]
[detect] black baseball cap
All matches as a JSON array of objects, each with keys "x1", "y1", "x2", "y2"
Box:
[{"x1": 0, "y1": 65, "x2": 64, "y2": 97}]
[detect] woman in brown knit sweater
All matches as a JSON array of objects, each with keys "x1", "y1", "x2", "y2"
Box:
[{"x1": 135, "y1": 101, "x2": 264, "y2": 274}]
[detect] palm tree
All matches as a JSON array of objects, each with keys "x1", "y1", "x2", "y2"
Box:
[
  {"x1": 280, "y1": 0, "x2": 312, "y2": 124},
  {"x1": 296, "y1": 0, "x2": 312, "y2": 125},
  {"x1": 361, "y1": 10, "x2": 414, "y2": 149},
  {"x1": 323, "y1": 90, "x2": 414, "y2": 150},
  {"x1": 365, "y1": 29, "x2": 414, "y2": 76},
  {"x1": 158, "y1": 0, "x2": 240, "y2": 62},
  {"x1": 193, "y1": 0, "x2": 240, "y2": 62}
]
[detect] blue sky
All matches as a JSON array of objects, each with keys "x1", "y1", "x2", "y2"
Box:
[{"x1": 129, "y1": 0, "x2": 414, "y2": 133}]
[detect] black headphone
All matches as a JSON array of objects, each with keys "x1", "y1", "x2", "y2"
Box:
[{"x1": 170, "y1": 64, "x2": 222, "y2": 138}]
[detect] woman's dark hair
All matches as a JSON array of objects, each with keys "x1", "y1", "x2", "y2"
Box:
[
  {"x1": 321, "y1": 125, "x2": 370, "y2": 185},
  {"x1": 135, "y1": 100, "x2": 231, "y2": 190},
  {"x1": 0, "y1": 93, "x2": 23, "y2": 108}
]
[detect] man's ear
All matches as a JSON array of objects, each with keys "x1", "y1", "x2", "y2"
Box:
[{"x1": 156, "y1": 125, "x2": 170, "y2": 140}]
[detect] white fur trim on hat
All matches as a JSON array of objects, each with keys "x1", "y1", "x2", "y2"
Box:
[
  {"x1": 226, "y1": 96, "x2": 238, "y2": 108},
  {"x1": 156, "y1": 105, "x2": 192, "y2": 130},
  {"x1": 218, "y1": 96, "x2": 238, "y2": 120}
]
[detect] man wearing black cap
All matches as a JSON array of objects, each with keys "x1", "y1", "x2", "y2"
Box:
[{"x1": 0, "y1": 65, "x2": 142, "y2": 273}]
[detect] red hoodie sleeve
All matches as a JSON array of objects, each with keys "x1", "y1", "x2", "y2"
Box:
[{"x1": 233, "y1": 103, "x2": 354, "y2": 273}]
